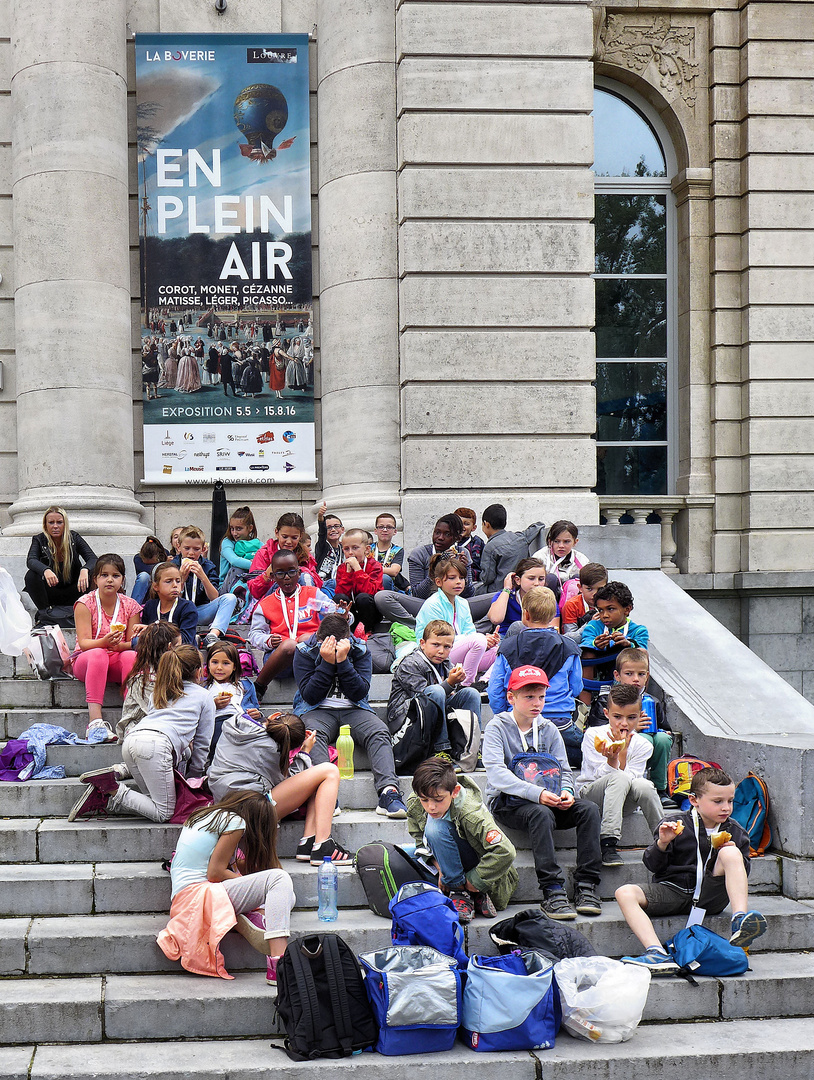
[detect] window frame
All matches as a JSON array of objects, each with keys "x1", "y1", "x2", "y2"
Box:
[{"x1": 593, "y1": 78, "x2": 679, "y2": 496}]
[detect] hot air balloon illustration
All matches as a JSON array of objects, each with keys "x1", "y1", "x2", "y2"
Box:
[{"x1": 234, "y1": 83, "x2": 296, "y2": 163}]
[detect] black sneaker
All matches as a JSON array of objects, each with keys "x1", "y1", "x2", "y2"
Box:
[
  {"x1": 601, "y1": 838, "x2": 623, "y2": 867},
  {"x1": 540, "y1": 889, "x2": 576, "y2": 921},
  {"x1": 574, "y1": 884, "x2": 602, "y2": 916},
  {"x1": 658, "y1": 791, "x2": 679, "y2": 809}
]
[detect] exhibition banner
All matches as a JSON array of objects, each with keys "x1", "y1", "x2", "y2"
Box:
[{"x1": 135, "y1": 33, "x2": 315, "y2": 486}]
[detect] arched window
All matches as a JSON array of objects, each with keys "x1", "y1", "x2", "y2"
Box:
[{"x1": 593, "y1": 83, "x2": 676, "y2": 496}]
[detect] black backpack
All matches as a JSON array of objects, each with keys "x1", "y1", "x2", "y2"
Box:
[
  {"x1": 391, "y1": 693, "x2": 445, "y2": 775},
  {"x1": 489, "y1": 907, "x2": 597, "y2": 961},
  {"x1": 34, "y1": 605, "x2": 75, "y2": 629},
  {"x1": 355, "y1": 841, "x2": 436, "y2": 917},
  {"x1": 275, "y1": 934, "x2": 378, "y2": 1060}
]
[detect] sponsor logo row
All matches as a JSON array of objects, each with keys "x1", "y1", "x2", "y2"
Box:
[{"x1": 162, "y1": 430, "x2": 296, "y2": 448}]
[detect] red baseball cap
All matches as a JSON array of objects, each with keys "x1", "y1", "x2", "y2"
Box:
[{"x1": 508, "y1": 665, "x2": 549, "y2": 691}]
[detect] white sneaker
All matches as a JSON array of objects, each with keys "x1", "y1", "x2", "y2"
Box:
[{"x1": 85, "y1": 719, "x2": 118, "y2": 743}]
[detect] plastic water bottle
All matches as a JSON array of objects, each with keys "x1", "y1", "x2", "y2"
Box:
[
  {"x1": 318, "y1": 856, "x2": 338, "y2": 922},
  {"x1": 336, "y1": 724, "x2": 355, "y2": 779}
]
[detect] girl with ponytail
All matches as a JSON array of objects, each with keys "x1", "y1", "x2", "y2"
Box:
[
  {"x1": 208, "y1": 708, "x2": 351, "y2": 865},
  {"x1": 69, "y1": 644, "x2": 215, "y2": 824}
]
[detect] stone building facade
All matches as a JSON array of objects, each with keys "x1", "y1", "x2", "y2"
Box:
[{"x1": 0, "y1": 0, "x2": 812, "y2": 686}]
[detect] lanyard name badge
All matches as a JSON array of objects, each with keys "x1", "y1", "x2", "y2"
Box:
[
  {"x1": 280, "y1": 587, "x2": 301, "y2": 640},
  {"x1": 95, "y1": 590, "x2": 121, "y2": 638},
  {"x1": 519, "y1": 717, "x2": 539, "y2": 753},
  {"x1": 686, "y1": 808, "x2": 713, "y2": 927}
]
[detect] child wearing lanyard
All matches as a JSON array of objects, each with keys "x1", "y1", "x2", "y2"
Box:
[
  {"x1": 415, "y1": 555, "x2": 499, "y2": 687},
  {"x1": 137, "y1": 561, "x2": 199, "y2": 645},
  {"x1": 72, "y1": 555, "x2": 142, "y2": 742},
  {"x1": 371, "y1": 512, "x2": 405, "y2": 591},
  {"x1": 617, "y1": 765, "x2": 766, "y2": 975},
  {"x1": 248, "y1": 550, "x2": 334, "y2": 700}
]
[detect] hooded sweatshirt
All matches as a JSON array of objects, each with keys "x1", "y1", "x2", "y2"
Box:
[
  {"x1": 482, "y1": 710, "x2": 575, "y2": 809},
  {"x1": 207, "y1": 711, "x2": 311, "y2": 802}
]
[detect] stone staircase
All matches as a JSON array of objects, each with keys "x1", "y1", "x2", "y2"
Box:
[{"x1": 1, "y1": 647, "x2": 814, "y2": 1079}]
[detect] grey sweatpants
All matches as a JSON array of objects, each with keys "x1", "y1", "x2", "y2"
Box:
[
  {"x1": 579, "y1": 772, "x2": 663, "y2": 841},
  {"x1": 305, "y1": 706, "x2": 400, "y2": 795},
  {"x1": 222, "y1": 868, "x2": 295, "y2": 939}
]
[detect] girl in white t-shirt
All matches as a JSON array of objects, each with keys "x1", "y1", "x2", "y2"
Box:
[{"x1": 166, "y1": 790, "x2": 295, "y2": 983}]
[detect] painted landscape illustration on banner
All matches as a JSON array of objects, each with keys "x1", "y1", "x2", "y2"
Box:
[{"x1": 136, "y1": 33, "x2": 314, "y2": 485}]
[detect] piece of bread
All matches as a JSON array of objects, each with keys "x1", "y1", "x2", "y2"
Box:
[
  {"x1": 672, "y1": 820, "x2": 685, "y2": 835},
  {"x1": 710, "y1": 830, "x2": 731, "y2": 850},
  {"x1": 593, "y1": 735, "x2": 626, "y2": 753},
  {"x1": 109, "y1": 623, "x2": 126, "y2": 634}
]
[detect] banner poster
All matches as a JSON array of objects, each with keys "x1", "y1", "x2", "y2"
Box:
[{"x1": 135, "y1": 33, "x2": 315, "y2": 486}]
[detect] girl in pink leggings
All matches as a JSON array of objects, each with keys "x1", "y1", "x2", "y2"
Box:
[
  {"x1": 73, "y1": 554, "x2": 142, "y2": 742},
  {"x1": 415, "y1": 555, "x2": 500, "y2": 686}
]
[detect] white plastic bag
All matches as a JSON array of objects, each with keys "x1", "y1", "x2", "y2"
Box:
[
  {"x1": 0, "y1": 568, "x2": 33, "y2": 656},
  {"x1": 553, "y1": 956, "x2": 650, "y2": 1043}
]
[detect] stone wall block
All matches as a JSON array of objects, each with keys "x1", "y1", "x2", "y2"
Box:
[
  {"x1": 398, "y1": 57, "x2": 592, "y2": 112},
  {"x1": 318, "y1": 172, "x2": 397, "y2": 292},
  {"x1": 743, "y1": 41, "x2": 814, "y2": 80},
  {"x1": 14, "y1": 173, "x2": 129, "y2": 290},
  {"x1": 403, "y1": 435, "x2": 595, "y2": 488},
  {"x1": 400, "y1": 329, "x2": 595, "y2": 382},
  {"x1": 400, "y1": 275, "x2": 594, "y2": 328},
  {"x1": 13, "y1": 0, "x2": 126, "y2": 73},
  {"x1": 319, "y1": 277, "x2": 399, "y2": 396},
  {"x1": 746, "y1": 115, "x2": 814, "y2": 155},
  {"x1": 318, "y1": 63, "x2": 396, "y2": 185},
  {"x1": 14, "y1": 281, "x2": 131, "y2": 397},
  {"x1": 742, "y1": 2, "x2": 814, "y2": 42},
  {"x1": 398, "y1": 167, "x2": 593, "y2": 221},
  {"x1": 318, "y1": 0, "x2": 394, "y2": 77},
  {"x1": 397, "y1": 3, "x2": 592, "y2": 59},
  {"x1": 402, "y1": 382, "x2": 595, "y2": 435},
  {"x1": 12, "y1": 64, "x2": 128, "y2": 183},
  {"x1": 399, "y1": 112, "x2": 592, "y2": 166},
  {"x1": 745, "y1": 155, "x2": 814, "y2": 193},
  {"x1": 745, "y1": 230, "x2": 814, "y2": 267},
  {"x1": 399, "y1": 220, "x2": 593, "y2": 275}
]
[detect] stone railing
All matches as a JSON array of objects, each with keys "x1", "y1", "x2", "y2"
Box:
[{"x1": 599, "y1": 495, "x2": 715, "y2": 574}]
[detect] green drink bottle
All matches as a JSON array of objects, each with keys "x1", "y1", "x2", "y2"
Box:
[{"x1": 336, "y1": 724, "x2": 355, "y2": 779}]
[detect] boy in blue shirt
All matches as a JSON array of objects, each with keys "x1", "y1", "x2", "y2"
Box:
[
  {"x1": 488, "y1": 586, "x2": 583, "y2": 767},
  {"x1": 580, "y1": 581, "x2": 648, "y2": 679}
]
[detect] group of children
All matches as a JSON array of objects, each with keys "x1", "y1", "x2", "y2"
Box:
[{"x1": 56, "y1": 502, "x2": 767, "y2": 982}]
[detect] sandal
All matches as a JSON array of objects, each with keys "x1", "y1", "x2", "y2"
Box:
[
  {"x1": 310, "y1": 837, "x2": 353, "y2": 866},
  {"x1": 296, "y1": 835, "x2": 315, "y2": 862}
]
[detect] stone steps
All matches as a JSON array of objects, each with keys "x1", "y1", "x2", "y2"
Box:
[
  {"x1": 0, "y1": 849, "x2": 782, "y2": 915},
  {"x1": 0, "y1": 805, "x2": 665, "y2": 862},
  {"x1": 12, "y1": 1015, "x2": 814, "y2": 1079},
  {"x1": 2, "y1": 896, "x2": 810, "y2": 979},
  {"x1": 4, "y1": 950, "x2": 814, "y2": 1046}
]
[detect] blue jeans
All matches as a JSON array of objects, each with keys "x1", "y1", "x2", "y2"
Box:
[
  {"x1": 424, "y1": 812, "x2": 479, "y2": 889},
  {"x1": 551, "y1": 718, "x2": 582, "y2": 769},
  {"x1": 131, "y1": 572, "x2": 152, "y2": 606},
  {"x1": 195, "y1": 594, "x2": 238, "y2": 634},
  {"x1": 423, "y1": 683, "x2": 482, "y2": 725}
]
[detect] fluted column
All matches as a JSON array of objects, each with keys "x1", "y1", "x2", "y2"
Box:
[{"x1": 4, "y1": 0, "x2": 144, "y2": 534}]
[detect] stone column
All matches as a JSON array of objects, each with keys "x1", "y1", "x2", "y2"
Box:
[
  {"x1": 4, "y1": 0, "x2": 145, "y2": 535},
  {"x1": 314, "y1": 0, "x2": 401, "y2": 528}
]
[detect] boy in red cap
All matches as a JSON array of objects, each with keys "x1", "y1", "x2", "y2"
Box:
[{"x1": 482, "y1": 665, "x2": 602, "y2": 920}]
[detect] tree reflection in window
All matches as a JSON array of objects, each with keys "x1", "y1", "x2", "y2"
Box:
[{"x1": 593, "y1": 88, "x2": 672, "y2": 496}]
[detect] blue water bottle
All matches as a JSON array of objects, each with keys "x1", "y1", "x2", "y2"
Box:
[
  {"x1": 641, "y1": 695, "x2": 658, "y2": 734},
  {"x1": 318, "y1": 856, "x2": 338, "y2": 922}
]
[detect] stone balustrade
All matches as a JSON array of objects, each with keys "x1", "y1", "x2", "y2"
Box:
[{"x1": 599, "y1": 495, "x2": 715, "y2": 575}]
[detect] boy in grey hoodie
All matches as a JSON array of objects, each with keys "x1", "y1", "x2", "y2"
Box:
[{"x1": 482, "y1": 665, "x2": 602, "y2": 921}]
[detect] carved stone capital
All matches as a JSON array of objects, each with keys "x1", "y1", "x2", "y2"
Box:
[{"x1": 597, "y1": 13, "x2": 699, "y2": 108}]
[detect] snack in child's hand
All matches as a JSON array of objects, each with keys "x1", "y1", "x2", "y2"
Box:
[
  {"x1": 672, "y1": 820, "x2": 685, "y2": 835},
  {"x1": 710, "y1": 830, "x2": 731, "y2": 849},
  {"x1": 109, "y1": 623, "x2": 126, "y2": 634},
  {"x1": 594, "y1": 735, "x2": 625, "y2": 753}
]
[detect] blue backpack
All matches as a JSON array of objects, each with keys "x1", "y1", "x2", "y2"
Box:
[
  {"x1": 666, "y1": 925, "x2": 749, "y2": 977},
  {"x1": 389, "y1": 882, "x2": 468, "y2": 970},
  {"x1": 731, "y1": 773, "x2": 771, "y2": 857}
]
